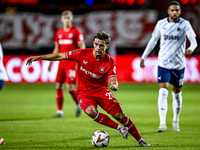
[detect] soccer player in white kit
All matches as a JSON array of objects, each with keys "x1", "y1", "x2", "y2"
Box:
[
  {"x1": 140, "y1": 1, "x2": 197, "y2": 132},
  {"x1": 0, "y1": 43, "x2": 8, "y2": 91}
]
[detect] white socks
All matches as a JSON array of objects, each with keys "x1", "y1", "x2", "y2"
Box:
[
  {"x1": 57, "y1": 110, "x2": 63, "y2": 115},
  {"x1": 158, "y1": 88, "x2": 168, "y2": 125},
  {"x1": 172, "y1": 91, "x2": 182, "y2": 122},
  {"x1": 158, "y1": 88, "x2": 182, "y2": 125}
]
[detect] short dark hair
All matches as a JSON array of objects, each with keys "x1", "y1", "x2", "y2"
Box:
[
  {"x1": 168, "y1": 1, "x2": 181, "y2": 9},
  {"x1": 94, "y1": 31, "x2": 111, "y2": 45}
]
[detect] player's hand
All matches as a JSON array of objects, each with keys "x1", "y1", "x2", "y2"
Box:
[
  {"x1": 140, "y1": 59, "x2": 145, "y2": 68},
  {"x1": 26, "y1": 56, "x2": 40, "y2": 66},
  {"x1": 185, "y1": 50, "x2": 192, "y2": 57},
  {"x1": 110, "y1": 85, "x2": 119, "y2": 91},
  {"x1": 48, "y1": 63, "x2": 52, "y2": 71}
]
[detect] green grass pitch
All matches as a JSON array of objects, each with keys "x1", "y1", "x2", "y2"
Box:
[{"x1": 0, "y1": 83, "x2": 200, "y2": 149}]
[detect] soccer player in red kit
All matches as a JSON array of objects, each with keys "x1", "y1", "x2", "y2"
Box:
[
  {"x1": 48, "y1": 10, "x2": 85, "y2": 118},
  {"x1": 26, "y1": 31, "x2": 150, "y2": 147}
]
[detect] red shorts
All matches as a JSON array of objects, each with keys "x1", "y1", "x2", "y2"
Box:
[
  {"x1": 56, "y1": 67, "x2": 76, "y2": 84},
  {"x1": 77, "y1": 89, "x2": 122, "y2": 116}
]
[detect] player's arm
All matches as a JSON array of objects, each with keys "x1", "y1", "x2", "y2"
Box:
[
  {"x1": 78, "y1": 42, "x2": 86, "y2": 49},
  {"x1": 185, "y1": 36, "x2": 197, "y2": 57},
  {"x1": 185, "y1": 22, "x2": 197, "y2": 57},
  {"x1": 26, "y1": 53, "x2": 66, "y2": 66},
  {"x1": 110, "y1": 77, "x2": 119, "y2": 91},
  {"x1": 140, "y1": 22, "x2": 160, "y2": 68},
  {"x1": 48, "y1": 43, "x2": 59, "y2": 71},
  {"x1": 140, "y1": 36, "x2": 158, "y2": 68}
]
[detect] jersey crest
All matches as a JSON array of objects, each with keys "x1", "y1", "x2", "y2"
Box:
[{"x1": 99, "y1": 67, "x2": 105, "y2": 73}]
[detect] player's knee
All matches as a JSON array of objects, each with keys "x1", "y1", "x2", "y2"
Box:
[
  {"x1": 56, "y1": 83, "x2": 64, "y2": 90},
  {"x1": 172, "y1": 87, "x2": 181, "y2": 93},
  {"x1": 113, "y1": 112, "x2": 126, "y2": 123},
  {"x1": 66, "y1": 83, "x2": 75, "y2": 91},
  {"x1": 85, "y1": 106, "x2": 98, "y2": 118}
]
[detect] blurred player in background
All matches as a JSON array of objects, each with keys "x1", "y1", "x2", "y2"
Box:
[
  {"x1": 26, "y1": 31, "x2": 150, "y2": 147},
  {"x1": 140, "y1": 1, "x2": 197, "y2": 132},
  {"x1": 0, "y1": 138, "x2": 4, "y2": 148},
  {"x1": 0, "y1": 43, "x2": 8, "y2": 91},
  {"x1": 48, "y1": 10, "x2": 85, "y2": 118},
  {"x1": 0, "y1": 43, "x2": 7, "y2": 147}
]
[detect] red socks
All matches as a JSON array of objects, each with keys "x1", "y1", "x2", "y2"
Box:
[
  {"x1": 93, "y1": 112, "x2": 118, "y2": 129},
  {"x1": 69, "y1": 90, "x2": 78, "y2": 105},
  {"x1": 56, "y1": 89, "x2": 63, "y2": 110},
  {"x1": 56, "y1": 89, "x2": 78, "y2": 111},
  {"x1": 122, "y1": 117, "x2": 141, "y2": 140},
  {"x1": 92, "y1": 113, "x2": 141, "y2": 141}
]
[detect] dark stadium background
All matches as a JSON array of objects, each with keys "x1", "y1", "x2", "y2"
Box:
[{"x1": 1, "y1": 0, "x2": 200, "y2": 55}]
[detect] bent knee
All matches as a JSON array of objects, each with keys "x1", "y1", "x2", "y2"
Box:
[
  {"x1": 113, "y1": 112, "x2": 126, "y2": 123},
  {"x1": 85, "y1": 106, "x2": 98, "y2": 118}
]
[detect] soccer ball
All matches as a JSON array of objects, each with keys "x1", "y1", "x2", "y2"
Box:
[{"x1": 91, "y1": 130, "x2": 110, "y2": 147}]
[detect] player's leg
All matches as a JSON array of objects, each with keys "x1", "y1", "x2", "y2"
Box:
[
  {"x1": 66, "y1": 69, "x2": 81, "y2": 117},
  {"x1": 172, "y1": 86, "x2": 182, "y2": 131},
  {"x1": 112, "y1": 112, "x2": 140, "y2": 139},
  {"x1": 54, "y1": 67, "x2": 65, "y2": 118},
  {"x1": 79, "y1": 97, "x2": 120, "y2": 129},
  {"x1": 54, "y1": 82, "x2": 64, "y2": 118},
  {"x1": 0, "y1": 81, "x2": 5, "y2": 91},
  {"x1": 171, "y1": 68, "x2": 184, "y2": 131},
  {"x1": 66, "y1": 83, "x2": 81, "y2": 117},
  {"x1": 157, "y1": 66, "x2": 170, "y2": 132},
  {"x1": 85, "y1": 105, "x2": 119, "y2": 129},
  {"x1": 111, "y1": 110, "x2": 150, "y2": 147},
  {"x1": 97, "y1": 90, "x2": 150, "y2": 147},
  {"x1": 158, "y1": 82, "x2": 169, "y2": 132}
]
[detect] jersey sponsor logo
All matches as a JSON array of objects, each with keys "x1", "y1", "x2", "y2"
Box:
[
  {"x1": 99, "y1": 67, "x2": 105, "y2": 73},
  {"x1": 80, "y1": 66, "x2": 102, "y2": 79},
  {"x1": 164, "y1": 34, "x2": 180, "y2": 41},
  {"x1": 59, "y1": 39, "x2": 73, "y2": 45}
]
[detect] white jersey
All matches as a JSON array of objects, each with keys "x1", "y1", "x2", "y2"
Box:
[
  {"x1": 0, "y1": 43, "x2": 8, "y2": 81},
  {"x1": 142, "y1": 17, "x2": 197, "y2": 70}
]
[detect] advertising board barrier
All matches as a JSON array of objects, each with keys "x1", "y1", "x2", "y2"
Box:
[{"x1": 3, "y1": 55, "x2": 200, "y2": 83}]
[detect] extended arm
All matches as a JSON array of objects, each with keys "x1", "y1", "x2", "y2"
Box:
[
  {"x1": 78, "y1": 42, "x2": 86, "y2": 49},
  {"x1": 185, "y1": 36, "x2": 197, "y2": 57},
  {"x1": 48, "y1": 44, "x2": 59, "y2": 71},
  {"x1": 185, "y1": 21, "x2": 198, "y2": 57},
  {"x1": 140, "y1": 36, "x2": 158, "y2": 68},
  {"x1": 26, "y1": 53, "x2": 66, "y2": 66},
  {"x1": 109, "y1": 77, "x2": 119, "y2": 91}
]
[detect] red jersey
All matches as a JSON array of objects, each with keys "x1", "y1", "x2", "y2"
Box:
[
  {"x1": 55, "y1": 26, "x2": 84, "y2": 69},
  {"x1": 65, "y1": 48, "x2": 117, "y2": 93}
]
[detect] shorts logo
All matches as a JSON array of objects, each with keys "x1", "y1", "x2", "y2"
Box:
[
  {"x1": 158, "y1": 76, "x2": 162, "y2": 80},
  {"x1": 99, "y1": 67, "x2": 105, "y2": 73}
]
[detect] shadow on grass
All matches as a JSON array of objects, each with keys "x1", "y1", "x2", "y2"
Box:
[
  {"x1": 0, "y1": 118, "x2": 43, "y2": 122},
  {"x1": 3, "y1": 145, "x2": 139, "y2": 150}
]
